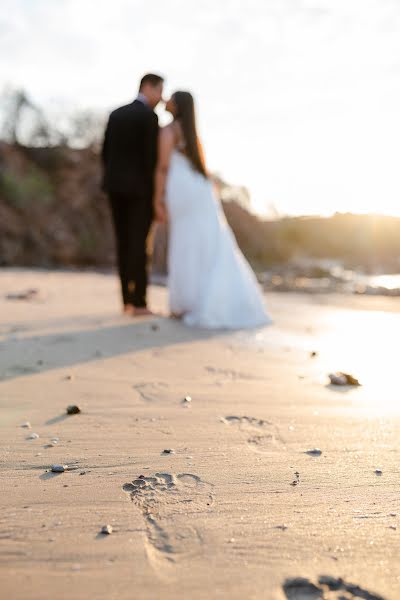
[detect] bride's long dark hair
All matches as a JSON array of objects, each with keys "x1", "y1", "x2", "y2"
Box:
[{"x1": 173, "y1": 91, "x2": 207, "y2": 178}]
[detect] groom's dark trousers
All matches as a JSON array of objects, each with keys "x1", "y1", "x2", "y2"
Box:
[{"x1": 101, "y1": 99, "x2": 158, "y2": 308}]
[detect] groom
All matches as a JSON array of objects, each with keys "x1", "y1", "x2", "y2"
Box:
[{"x1": 101, "y1": 73, "x2": 164, "y2": 315}]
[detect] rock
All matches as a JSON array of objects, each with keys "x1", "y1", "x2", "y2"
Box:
[
  {"x1": 6, "y1": 289, "x2": 39, "y2": 301},
  {"x1": 310, "y1": 351, "x2": 318, "y2": 358},
  {"x1": 101, "y1": 525, "x2": 113, "y2": 535},
  {"x1": 162, "y1": 448, "x2": 175, "y2": 455},
  {"x1": 51, "y1": 464, "x2": 68, "y2": 473},
  {"x1": 329, "y1": 372, "x2": 361, "y2": 386},
  {"x1": 275, "y1": 524, "x2": 288, "y2": 530},
  {"x1": 182, "y1": 396, "x2": 192, "y2": 405},
  {"x1": 151, "y1": 324, "x2": 159, "y2": 331},
  {"x1": 50, "y1": 438, "x2": 59, "y2": 445},
  {"x1": 21, "y1": 421, "x2": 31, "y2": 428},
  {"x1": 375, "y1": 469, "x2": 383, "y2": 476},
  {"x1": 389, "y1": 525, "x2": 397, "y2": 530},
  {"x1": 305, "y1": 448, "x2": 322, "y2": 456},
  {"x1": 27, "y1": 433, "x2": 39, "y2": 440},
  {"x1": 66, "y1": 405, "x2": 81, "y2": 415}
]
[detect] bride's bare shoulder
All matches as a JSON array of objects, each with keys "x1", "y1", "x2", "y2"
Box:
[{"x1": 161, "y1": 123, "x2": 176, "y2": 138}]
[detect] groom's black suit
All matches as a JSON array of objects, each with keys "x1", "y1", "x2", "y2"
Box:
[{"x1": 101, "y1": 99, "x2": 158, "y2": 308}]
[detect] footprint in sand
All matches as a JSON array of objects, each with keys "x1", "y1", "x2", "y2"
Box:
[
  {"x1": 133, "y1": 382, "x2": 169, "y2": 403},
  {"x1": 205, "y1": 366, "x2": 261, "y2": 381},
  {"x1": 222, "y1": 415, "x2": 284, "y2": 453},
  {"x1": 123, "y1": 472, "x2": 214, "y2": 579},
  {"x1": 282, "y1": 575, "x2": 386, "y2": 600}
]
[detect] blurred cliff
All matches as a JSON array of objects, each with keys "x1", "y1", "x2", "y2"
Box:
[{"x1": 1, "y1": 88, "x2": 400, "y2": 277}]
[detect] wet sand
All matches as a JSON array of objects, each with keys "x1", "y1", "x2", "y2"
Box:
[{"x1": 1, "y1": 269, "x2": 399, "y2": 600}]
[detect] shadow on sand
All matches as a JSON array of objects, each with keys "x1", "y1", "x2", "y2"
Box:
[{"x1": 0, "y1": 315, "x2": 225, "y2": 383}]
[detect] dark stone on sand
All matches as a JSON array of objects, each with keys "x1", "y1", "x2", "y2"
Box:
[
  {"x1": 151, "y1": 324, "x2": 159, "y2": 331},
  {"x1": 66, "y1": 405, "x2": 81, "y2": 415},
  {"x1": 101, "y1": 524, "x2": 113, "y2": 535},
  {"x1": 305, "y1": 448, "x2": 322, "y2": 456},
  {"x1": 51, "y1": 464, "x2": 68, "y2": 473},
  {"x1": 310, "y1": 351, "x2": 318, "y2": 358},
  {"x1": 6, "y1": 289, "x2": 39, "y2": 301},
  {"x1": 162, "y1": 449, "x2": 175, "y2": 455},
  {"x1": 329, "y1": 372, "x2": 361, "y2": 386}
]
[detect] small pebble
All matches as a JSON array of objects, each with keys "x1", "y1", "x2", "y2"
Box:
[
  {"x1": 28, "y1": 433, "x2": 40, "y2": 440},
  {"x1": 21, "y1": 421, "x2": 31, "y2": 429},
  {"x1": 310, "y1": 351, "x2": 318, "y2": 358},
  {"x1": 66, "y1": 405, "x2": 81, "y2": 415},
  {"x1": 162, "y1": 448, "x2": 175, "y2": 455},
  {"x1": 151, "y1": 324, "x2": 159, "y2": 331},
  {"x1": 51, "y1": 464, "x2": 68, "y2": 473},
  {"x1": 375, "y1": 469, "x2": 383, "y2": 476},
  {"x1": 305, "y1": 448, "x2": 322, "y2": 456},
  {"x1": 389, "y1": 512, "x2": 397, "y2": 517},
  {"x1": 101, "y1": 525, "x2": 113, "y2": 535},
  {"x1": 182, "y1": 396, "x2": 192, "y2": 404},
  {"x1": 389, "y1": 525, "x2": 397, "y2": 530},
  {"x1": 275, "y1": 524, "x2": 288, "y2": 530}
]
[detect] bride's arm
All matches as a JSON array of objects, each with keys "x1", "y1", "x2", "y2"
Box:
[{"x1": 153, "y1": 127, "x2": 174, "y2": 223}]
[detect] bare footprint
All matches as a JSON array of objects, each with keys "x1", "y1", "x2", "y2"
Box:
[
  {"x1": 282, "y1": 575, "x2": 386, "y2": 600},
  {"x1": 123, "y1": 472, "x2": 214, "y2": 579},
  {"x1": 222, "y1": 415, "x2": 284, "y2": 453}
]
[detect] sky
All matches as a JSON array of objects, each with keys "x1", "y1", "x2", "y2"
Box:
[{"x1": 1, "y1": 0, "x2": 399, "y2": 217}]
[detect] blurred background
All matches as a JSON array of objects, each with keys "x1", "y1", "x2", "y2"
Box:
[{"x1": 1, "y1": 0, "x2": 399, "y2": 296}]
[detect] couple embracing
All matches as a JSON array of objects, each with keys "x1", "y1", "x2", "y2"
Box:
[{"x1": 101, "y1": 73, "x2": 271, "y2": 329}]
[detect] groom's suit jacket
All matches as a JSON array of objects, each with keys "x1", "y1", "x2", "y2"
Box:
[{"x1": 101, "y1": 99, "x2": 159, "y2": 203}]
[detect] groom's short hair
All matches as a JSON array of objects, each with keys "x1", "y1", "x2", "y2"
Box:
[{"x1": 139, "y1": 73, "x2": 164, "y2": 89}]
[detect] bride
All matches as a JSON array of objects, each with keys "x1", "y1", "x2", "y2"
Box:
[{"x1": 153, "y1": 91, "x2": 272, "y2": 330}]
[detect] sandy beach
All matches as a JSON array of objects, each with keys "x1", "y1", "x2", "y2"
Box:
[{"x1": 1, "y1": 268, "x2": 400, "y2": 600}]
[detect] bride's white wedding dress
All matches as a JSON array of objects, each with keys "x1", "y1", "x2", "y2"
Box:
[{"x1": 165, "y1": 149, "x2": 272, "y2": 329}]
